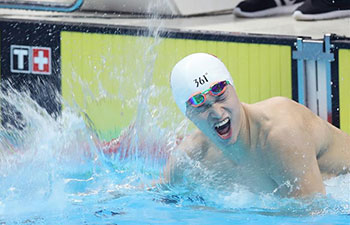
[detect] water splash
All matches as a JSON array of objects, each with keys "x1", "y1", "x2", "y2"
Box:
[
  {"x1": 0, "y1": 86, "x2": 93, "y2": 214},
  {"x1": 0, "y1": 7, "x2": 178, "y2": 218},
  {"x1": 0, "y1": 3, "x2": 349, "y2": 224},
  {"x1": 0, "y1": 82, "x2": 344, "y2": 223}
]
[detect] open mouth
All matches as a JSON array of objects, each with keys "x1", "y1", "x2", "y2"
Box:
[{"x1": 214, "y1": 118, "x2": 232, "y2": 139}]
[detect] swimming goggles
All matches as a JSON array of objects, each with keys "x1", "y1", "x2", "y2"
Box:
[{"x1": 187, "y1": 80, "x2": 230, "y2": 108}]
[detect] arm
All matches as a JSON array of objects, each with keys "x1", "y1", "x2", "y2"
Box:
[
  {"x1": 162, "y1": 132, "x2": 207, "y2": 186},
  {"x1": 162, "y1": 150, "x2": 186, "y2": 185},
  {"x1": 266, "y1": 127, "x2": 326, "y2": 198}
]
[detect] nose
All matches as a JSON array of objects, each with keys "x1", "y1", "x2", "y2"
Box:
[{"x1": 208, "y1": 103, "x2": 224, "y2": 120}]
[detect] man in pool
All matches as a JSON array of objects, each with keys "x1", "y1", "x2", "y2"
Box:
[{"x1": 165, "y1": 53, "x2": 350, "y2": 198}]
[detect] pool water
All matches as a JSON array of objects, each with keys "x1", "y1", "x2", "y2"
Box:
[{"x1": 0, "y1": 87, "x2": 349, "y2": 225}]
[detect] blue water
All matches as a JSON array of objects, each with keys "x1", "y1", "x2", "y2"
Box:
[{"x1": 0, "y1": 87, "x2": 349, "y2": 225}]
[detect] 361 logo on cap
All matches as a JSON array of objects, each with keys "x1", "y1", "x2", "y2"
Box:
[
  {"x1": 193, "y1": 73, "x2": 209, "y2": 87},
  {"x1": 11, "y1": 45, "x2": 51, "y2": 75}
]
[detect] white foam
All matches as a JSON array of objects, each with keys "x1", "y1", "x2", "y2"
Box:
[{"x1": 324, "y1": 174, "x2": 350, "y2": 203}]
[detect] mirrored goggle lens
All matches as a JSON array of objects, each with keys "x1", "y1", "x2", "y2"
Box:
[
  {"x1": 189, "y1": 94, "x2": 205, "y2": 106},
  {"x1": 211, "y1": 81, "x2": 227, "y2": 95}
]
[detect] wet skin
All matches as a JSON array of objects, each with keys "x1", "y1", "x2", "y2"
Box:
[{"x1": 165, "y1": 85, "x2": 350, "y2": 197}]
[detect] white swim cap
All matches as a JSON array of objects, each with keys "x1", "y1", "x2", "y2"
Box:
[{"x1": 170, "y1": 53, "x2": 234, "y2": 115}]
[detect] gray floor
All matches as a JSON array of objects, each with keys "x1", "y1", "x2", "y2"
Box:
[{"x1": 0, "y1": 8, "x2": 349, "y2": 39}]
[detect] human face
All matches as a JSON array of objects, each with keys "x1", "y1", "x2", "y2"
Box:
[{"x1": 186, "y1": 84, "x2": 242, "y2": 146}]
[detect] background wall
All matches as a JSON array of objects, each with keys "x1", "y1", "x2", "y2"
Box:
[
  {"x1": 339, "y1": 49, "x2": 350, "y2": 135},
  {"x1": 61, "y1": 31, "x2": 292, "y2": 140}
]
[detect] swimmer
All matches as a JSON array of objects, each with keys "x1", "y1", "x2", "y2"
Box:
[{"x1": 164, "y1": 53, "x2": 350, "y2": 198}]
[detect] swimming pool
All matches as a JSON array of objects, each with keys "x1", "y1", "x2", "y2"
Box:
[{"x1": 0, "y1": 87, "x2": 349, "y2": 225}]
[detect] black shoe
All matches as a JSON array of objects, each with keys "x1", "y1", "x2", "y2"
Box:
[
  {"x1": 294, "y1": 0, "x2": 350, "y2": 20},
  {"x1": 234, "y1": 0, "x2": 304, "y2": 18}
]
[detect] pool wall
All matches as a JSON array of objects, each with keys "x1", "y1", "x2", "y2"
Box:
[
  {"x1": 60, "y1": 31, "x2": 294, "y2": 140},
  {"x1": 0, "y1": 19, "x2": 348, "y2": 139}
]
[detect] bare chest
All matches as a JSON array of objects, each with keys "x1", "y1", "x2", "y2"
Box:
[{"x1": 192, "y1": 147, "x2": 278, "y2": 193}]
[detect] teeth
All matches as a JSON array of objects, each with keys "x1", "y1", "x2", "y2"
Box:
[{"x1": 215, "y1": 118, "x2": 229, "y2": 129}]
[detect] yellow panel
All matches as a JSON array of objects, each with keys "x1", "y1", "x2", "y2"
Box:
[
  {"x1": 270, "y1": 45, "x2": 282, "y2": 96},
  {"x1": 259, "y1": 44, "x2": 271, "y2": 100},
  {"x1": 217, "y1": 42, "x2": 228, "y2": 67},
  {"x1": 61, "y1": 32, "x2": 292, "y2": 140},
  {"x1": 62, "y1": 32, "x2": 142, "y2": 139},
  {"x1": 237, "y1": 43, "x2": 250, "y2": 103},
  {"x1": 227, "y1": 42, "x2": 239, "y2": 94},
  {"x1": 339, "y1": 49, "x2": 350, "y2": 135},
  {"x1": 248, "y1": 44, "x2": 260, "y2": 103},
  {"x1": 280, "y1": 45, "x2": 292, "y2": 97}
]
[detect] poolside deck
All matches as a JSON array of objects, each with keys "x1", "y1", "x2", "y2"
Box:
[{"x1": 0, "y1": 8, "x2": 349, "y2": 39}]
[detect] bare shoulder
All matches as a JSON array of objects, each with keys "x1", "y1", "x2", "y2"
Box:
[
  {"x1": 254, "y1": 96, "x2": 302, "y2": 113},
  {"x1": 251, "y1": 97, "x2": 330, "y2": 151},
  {"x1": 247, "y1": 97, "x2": 303, "y2": 136},
  {"x1": 253, "y1": 97, "x2": 323, "y2": 129}
]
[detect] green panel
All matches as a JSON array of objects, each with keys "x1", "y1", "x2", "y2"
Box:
[
  {"x1": 61, "y1": 32, "x2": 292, "y2": 140},
  {"x1": 339, "y1": 49, "x2": 350, "y2": 135}
]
